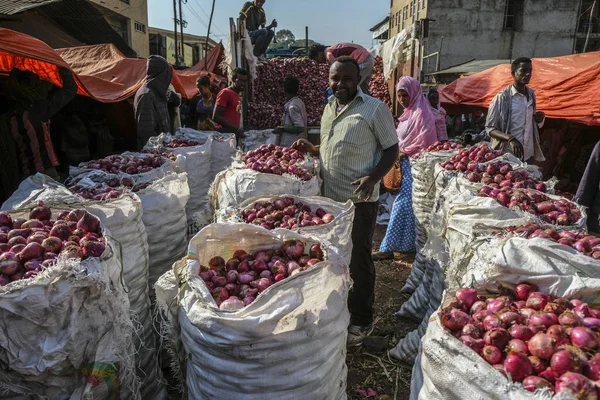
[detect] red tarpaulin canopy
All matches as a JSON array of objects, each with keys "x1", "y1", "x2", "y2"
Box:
[
  {"x1": 440, "y1": 52, "x2": 600, "y2": 126},
  {"x1": 0, "y1": 28, "x2": 227, "y2": 102}
]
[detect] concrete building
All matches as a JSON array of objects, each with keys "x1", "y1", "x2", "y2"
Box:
[
  {"x1": 387, "y1": 0, "x2": 598, "y2": 81},
  {"x1": 370, "y1": 16, "x2": 390, "y2": 49},
  {"x1": 148, "y1": 26, "x2": 218, "y2": 67},
  {"x1": 88, "y1": 0, "x2": 149, "y2": 58}
]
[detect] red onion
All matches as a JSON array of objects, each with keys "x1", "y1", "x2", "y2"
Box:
[
  {"x1": 528, "y1": 333, "x2": 558, "y2": 360},
  {"x1": 584, "y1": 354, "x2": 600, "y2": 380},
  {"x1": 547, "y1": 325, "x2": 568, "y2": 337},
  {"x1": 461, "y1": 323, "x2": 482, "y2": 339},
  {"x1": 238, "y1": 272, "x2": 255, "y2": 285},
  {"x1": 456, "y1": 288, "x2": 478, "y2": 310},
  {"x1": 250, "y1": 278, "x2": 271, "y2": 292},
  {"x1": 504, "y1": 351, "x2": 533, "y2": 382},
  {"x1": 551, "y1": 349, "x2": 580, "y2": 376},
  {"x1": 484, "y1": 328, "x2": 510, "y2": 349},
  {"x1": 570, "y1": 327, "x2": 598, "y2": 350},
  {"x1": 555, "y1": 372, "x2": 597, "y2": 399},
  {"x1": 482, "y1": 345, "x2": 503, "y2": 364},
  {"x1": 282, "y1": 240, "x2": 305, "y2": 260},
  {"x1": 487, "y1": 296, "x2": 511, "y2": 313},
  {"x1": 519, "y1": 308, "x2": 537, "y2": 323},
  {"x1": 506, "y1": 339, "x2": 529, "y2": 356},
  {"x1": 470, "y1": 301, "x2": 487, "y2": 314},
  {"x1": 473, "y1": 310, "x2": 492, "y2": 322},
  {"x1": 441, "y1": 309, "x2": 473, "y2": 331},
  {"x1": 499, "y1": 311, "x2": 522, "y2": 326},
  {"x1": 529, "y1": 356, "x2": 547, "y2": 375},
  {"x1": 526, "y1": 292, "x2": 549, "y2": 311},
  {"x1": 575, "y1": 303, "x2": 594, "y2": 319},
  {"x1": 583, "y1": 318, "x2": 600, "y2": 330},
  {"x1": 29, "y1": 201, "x2": 51, "y2": 221},
  {"x1": 529, "y1": 313, "x2": 559, "y2": 328},
  {"x1": 219, "y1": 296, "x2": 244, "y2": 311},
  {"x1": 559, "y1": 311, "x2": 583, "y2": 327},
  {"x1": 483, "y1": 314, "x2": 503, "y2": 330},
  {"x1": 460, "y1": 336, "x2": 485, "y2": 354},
  {"x1": 523, "y1": 376, "x2": 554, "y2": 393},
  {"x1": 515, "y1": 284, "x2": 536, "y2": 301}
]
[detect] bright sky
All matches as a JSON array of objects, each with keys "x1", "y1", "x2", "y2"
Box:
[{"x1": 147, "y1": 0, "x2": 389, "y2": 49}]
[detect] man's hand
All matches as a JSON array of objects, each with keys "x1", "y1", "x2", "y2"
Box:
[
  {"x1": 351, "y1": 176, "x2": 377, "y2": 202},
  {"x1": 272, "y1": 127, "x2": 284, "y2": 135},
  {"x1": 534, "y1": 111, "x2": 545, "y2": 124},
  {"x1": 291, "y1": 138, "x2": 317, "y2": 156},
  {"x1": 508, "y1": 137, "x2": 524, "y2": 160},
  {"x1": 269, "y1": 19, "x2": 278, "y2": 29},
  {"x1": 236, "y1": 127, "x2": 246, "y2": 139}
]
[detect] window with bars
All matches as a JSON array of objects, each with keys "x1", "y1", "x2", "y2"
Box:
[
  {"x1": 134, "y1": 21, "x2": 146, "y2": 33},
  {"x1": 410, "y1": 1, "x2": 414, "y2": 17},
  {"x1": 503, "y1": 0, "x2": 516, "y2": 29}
]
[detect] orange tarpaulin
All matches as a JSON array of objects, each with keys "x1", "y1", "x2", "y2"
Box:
[
  {"x1": 439, "y1": 52, "x2": 600, "y2": 126},
  {"x1": 0, "y1": 28, "x2": 226, "y2": 102}
]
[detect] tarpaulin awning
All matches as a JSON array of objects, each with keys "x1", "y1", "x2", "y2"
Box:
[
  {"x1": 440, "y1": 51, "x2": 600, "y2": 126},
  {"x1": 175, "y1": 42, "x2": 227, "y2": 97}
]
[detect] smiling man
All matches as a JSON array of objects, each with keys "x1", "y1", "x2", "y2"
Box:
[
  {"x1": 486, "y1": 57, "x2": 546, "y2": 163},
  {"x1": 292, "y1": 56, "x2": 398, "y2": 346}
]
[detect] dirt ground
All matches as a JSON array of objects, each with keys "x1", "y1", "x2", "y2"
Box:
[
  {"x1": 345, "y1": 224, "x2": 418, "y2": 400},
  {"x1": 166, "y1": 224, "x2": 418, "y2": 400}
]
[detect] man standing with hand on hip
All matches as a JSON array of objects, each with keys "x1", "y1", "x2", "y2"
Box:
[
  {"x1": 292, "y1": 56, "x2": 399, "y2": 346},
  {"x1": 486, "y1": 57, "x2": 546, "y2": 163}
]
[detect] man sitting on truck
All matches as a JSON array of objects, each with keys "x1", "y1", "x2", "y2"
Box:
[{"x1": 239, "y1": 0, "x2": 277, "y2": 61}]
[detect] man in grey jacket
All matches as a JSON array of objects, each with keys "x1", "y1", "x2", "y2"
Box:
[
  {"x1": 485, "y1": 57, "x2": 546, "y2": 163},
  {"x1": 134, "y1": 55, "x2": 173, "y2": 150}
]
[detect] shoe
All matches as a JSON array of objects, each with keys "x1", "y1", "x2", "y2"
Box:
[
  {"x1": 371, "y1": 251, "x2": 394, "y2": 261},
  {"x1": 347, "y1": 323, "x2": 374, "y2": 347}
]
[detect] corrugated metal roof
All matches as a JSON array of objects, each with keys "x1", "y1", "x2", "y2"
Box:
[
  {"x1": 369, "y1": 16, "x2": 390, "y2": 32},
  {"x1": 0, "y1": 0, "x2": 59, "y2": 15},
  {"x1": 431, "y1": 59, "x2": 510, "y2": 75}
]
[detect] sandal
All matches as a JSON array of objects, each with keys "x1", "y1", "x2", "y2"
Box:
[{"x1": 371, "y1": 251, "x2": 394, "y2": 261}]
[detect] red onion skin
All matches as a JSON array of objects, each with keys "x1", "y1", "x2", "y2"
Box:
[
  {"x1": 482, "y1": 345, "x2": 503, "y2": 364},
  {"x1": 523, "y1": 376, "x2": 554, "y2": 393},
  {"x1": 509, "y1": 325, "x2": 535, "y2": 341},
  {"x1": 583, "y1": 354, "x2": 600, "y2": 381},
  {"x1": 575, "y1": 303, "x2": 594, "y2": 319},
  {"x1": 547, "y1": 325, "x2": 568, "y2": 338},
  {"x1": 515, "y1": 284, "x2": 537, "y2": 301},
  {"x1": 461, "y1": 324, "x2": 482, "y2": 339},
  {"x1": 507, "y1": 339, "x2": 530, "y2": 356},
  {"x1": 504, "y1": 351, "x2": 533, "y2": 382},
  {"x1": 529, "y1": 356, "x2": 547, "y2": 375},
  {"x1": 484, "y1": 328, "x2": 510, "y2": 350},
  {"x1": 519, "y1": 308, "x2": 537, "y2": 323},
  {"x1": 483, "y1": 314, "x2": 503, "y2": 330},
  {"x1": 551, "y1": 349, "x2": 579, "y2": 376},
  {"x1": 456, "y1": 288, "x2": 478, "y2": 310},
  {"x1": 555, "y1": 372, "x2": 598, "y2": 399},
  {"x1": 470, "y1": 301, "x2": 487, "y2": 314},
  {"x1": 526, "y1": 292, "x2": 550, "y2": 311},
  {"x1": 559, "y1": 311, "x2": 583, "y2": 327},
  {"x1": 473, "y1": 310, "x2": 492, "y2": 322},
  {"x1": 570, "y1": 327, "x2": 598, "y2": 350},
  {"x1": 441, "y1": 309, "x2": 473, "y2": 331},
  {"x1": 487, "y1": 296, "x2": 511, "y2": 313},
  {"x1": 529, "y1": 313, "x2": 559, "y2": 329},
  {"x1": 460, "y1": 336, "x2": 485, "y2": 354},
  {"x1": 583, "y1": 318, "x2": 600, "y2": 330},
  {"x1": 499, "y1": 311, "x2": 523, "y2": 327},
  {"x1": 528, "y1": 333, "x2": 558, "y2": 360},
  {"x1": 539, "y1": 367, "x2": 558, "y2": 384}
]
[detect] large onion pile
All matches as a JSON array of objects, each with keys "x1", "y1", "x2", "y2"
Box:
[
  {"x1": 240, "y1": 197, "x2": 334, "y2": 230},
  {"x1": 241, "y1": 144, "x2": 313, "y2": 180},
  {"x1": 0, "y1": 203, "x2": 105, "y2": 285},
  {"x1": 247, "y1": 58, "x2": 329, "y2": 129},
  {"x1": 506, "y1": 222, "x2": 600, "y2": 258},
  {"x1": 79, "y1": 154, "x2": 167, "y2": 175},
  {"x1": 479, "y1": 187, "x2": 581, "y2": 225},
  {"x1": 442, "y1": 285, "x2": 600, "y2": 397},
  {"x1": 163, "y1": 138, "x2": 200, "y2": 148},
  {"x1": 68, "y1": 175, "x2": 151, "y2": 201},
  {"x1": 368, "y1": 56, "x2": 392, "y2": 110},
  {"x1": 199, "y1": 240, "x2": 326, "y2": 310}
]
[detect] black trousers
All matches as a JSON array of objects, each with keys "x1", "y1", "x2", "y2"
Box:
[{"x1": 348, "y1": 201, "x2": 378, "y2": 326}]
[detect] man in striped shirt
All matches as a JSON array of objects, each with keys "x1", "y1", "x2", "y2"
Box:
[{"x1": 293, "y1": 56, "x2": 399, "y2": 346}]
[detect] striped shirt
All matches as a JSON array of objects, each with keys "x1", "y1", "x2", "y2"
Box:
[{"x1": 320, "y1": 90, "x2": 398, "y2": 203}]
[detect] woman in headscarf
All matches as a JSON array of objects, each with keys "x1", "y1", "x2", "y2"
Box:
[
  {"x1": 373, "y1": 76, "x2": 438, "y2": 260},
  {"x1": 427, "y1": 87, "x2": 448, "y2": 141}
]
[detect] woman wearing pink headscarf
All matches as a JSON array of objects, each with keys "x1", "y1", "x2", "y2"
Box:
[{"x1": 374, "y1": 76, "x2": 437, "y2": 260}]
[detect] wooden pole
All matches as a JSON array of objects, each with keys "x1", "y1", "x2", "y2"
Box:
[
  {"x1": 172, "y1": 0, "x2": 178, "y2": 61},
  {"x1": 204, "y1": 0, "x2": 216, "y2": 70}
]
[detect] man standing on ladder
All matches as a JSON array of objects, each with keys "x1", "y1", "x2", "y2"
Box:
[{"x1": 239, "y1": 0, "x2": 277, "y2": 62}]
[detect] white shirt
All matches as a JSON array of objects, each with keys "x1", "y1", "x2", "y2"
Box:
[{"x1": 508, "y1": 85, "x2": 534, "y2": 161}]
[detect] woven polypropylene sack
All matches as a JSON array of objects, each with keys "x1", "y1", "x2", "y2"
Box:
[
  {"x1": 400, "y1": 251, "x2": 427, "y2": 294},
  {"x1": 0, "y1": 206, "x2": 139, "y2": 399},
  {"x1": 176, "y1": 224, "x2": 350, "y2": 400},
  {"x1": 397, "y1": 259, "x2": 433, "y2": 321},
  {"x1": 216, "y1": 195, "x2": 355, "y2": 265}
]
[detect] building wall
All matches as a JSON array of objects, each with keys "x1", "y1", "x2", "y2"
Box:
[
  {"x1": 423, "y1": 0, "x2": 579, "y2": 76},
  {"x1": 389, "y1": 0, "x2": 429, "y2": 36},
  {"x1": 88, "y1": 0, "x2": 149, "y2": 58}
]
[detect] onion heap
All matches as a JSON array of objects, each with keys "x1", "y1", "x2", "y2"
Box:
[
  {"x1": 0, "y1": 203, "x2": 106, "y2": 285},
  {"x1": 240, "y1": 197, "x2": 335, "y2": 230},
  {"x1": 79, "y1": 154, "x2": 167, "y2": 175},
  {"x1": 199, "y1": 240, "x2": 326, "y2": 310},
  {"x1": 368, "y1": 56, "x2": 392, "y2": 110},
  {"x1": 247, "y1": 58, "x2": 329, "y2": 129},
  {"x1": 479, "y1": 187, "x2": 581, "y2": 225},
  {"x1": 441, "y1": 285, "x2": 600, "y2": 398},
  {"x1": 426, "y1": 141, "x2": 464, "y2": 152},
  {"x1": 68, "y1": 175, "x2": 151, "y2": 201},
  {"x1": 140, "y1": 149, "x2": 178, "y2": 161},
  {"x1": 506, "y1": 222, "x2": 600, "y2": 259},
  {"x1": 241, "y1": 144, "x2": 313, "y2": 181},
  {"x1": 164, "y1": 138, "x2": 201, "y2": 148}
]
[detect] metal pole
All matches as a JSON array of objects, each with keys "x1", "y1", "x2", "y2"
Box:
[
  {"x1": 204, "y1": 0, "x2": 216, "y2": 70},
  {"x1": 178, "y1": 0, "x2": 184, "y2": 66},
  {"x1": 305, "y1": 26, "x2": 309, "y2": 56},
  {"x1": 436, "y1": 36, "x2": 443, "y2": 71},
  {"x1": 173, "y1": 0, "x2": 178, "y2": 61},
  {"x1": 583, "y1": 0, "x2": 598, "y2": 53}
]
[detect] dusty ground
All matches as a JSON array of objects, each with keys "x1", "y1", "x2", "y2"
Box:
[
  {"x1": 345, "y1": 225, "x2": 418, "y2": 400},
  {"x1": 166, "y1": 224, "x2": 418, "y2": 400}
]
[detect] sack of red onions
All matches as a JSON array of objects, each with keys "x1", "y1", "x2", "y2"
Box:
[
  {"x1": 69, "y1": 151, "x2": 181, "y2": 182},
  {"x1": 419, "y1": 281, "x2": 600, "y2": 400},
  {"x1": 155, "y1": 223, "x2": 350, "y2": 399},
  {"x1": 0, "y1": 204, "x2": 140, "y2": 398},
  {"x1": 216, "y1": 195, "x2": 355, "y2": 265},
  {"x1": 211, "y1": 144, "x2": 321, "y2": 210},
  {"x1": 2, "y1": 173, "x2": 167, "y2": 398}
]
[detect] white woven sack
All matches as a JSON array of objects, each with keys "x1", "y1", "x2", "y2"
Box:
[
  {"x1": 174, "y1": 224, "x2": 350, "y2": 400},
  {"x1": 0, "y1": 206, "x2": 139, "y2": 399},
  {"x1": 419, "y1": 278, "x2": 600, "y2": 400},
  {"x1": 210, "y1": 167, "x2": 321, "y2": 211},
  {"x1": 69, "y1": 152, "x2": 182, "y2": 182},
  {"x1": 216, "y1": 195, "x2": 355, "y2": 265},
  {"x1": 0, "y1": 174, "x2": 166, "y2": 399},
  {"x1": 136, "y1": 173, "x2": 190, "y2": 289},
  {"x1": 242, "y1": 129, "x2": 275, "y2": 151}
]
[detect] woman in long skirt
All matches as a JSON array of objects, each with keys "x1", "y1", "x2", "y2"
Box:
[{"x1": 374, "y1": 76, "x2": 437, "y2": 260}]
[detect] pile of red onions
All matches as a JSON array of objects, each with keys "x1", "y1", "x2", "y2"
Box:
[
  {"x1": 68, "y1": 175, "x2": 151, "y2": 201},
  {"x1": 240, "y1": 197, "x2": 334, "y2": 230},
  {"x1": 0, "y1": 203, "x2": 106, "y2": 285},
  {"x1": 441, "y1": 284, "x2": 600, "y2": 397},
  {"x1": 199, "y1": 240, "x2": 326, "y2": 310},
  {"x1": 80, "y1": 154, "x2": 166, "y2": 175},
  {"x1": 426, "y1": 141, "x2": 464, "y2": 152},
  {"x1": 368, "y1": 56, "x2": 392, "y2": 110},
  {"x1": 241, "y1": 144, "x2": 313, "y2": 181},
  {"x1": 506, "y1": 222, "x2": 600, "y2": 259},
  {"x1": 247, "y1": 58, "x2": 329, "y2": 129},
  {"x1": 165, "y1": 138, "x2": 200, "y2": 148},
  {"x1": 140, "y1": 149, "x2": 178, "y2": 161},
  {"x1": 479, "y1": 187, "x2": 581, "y2": 225}
]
